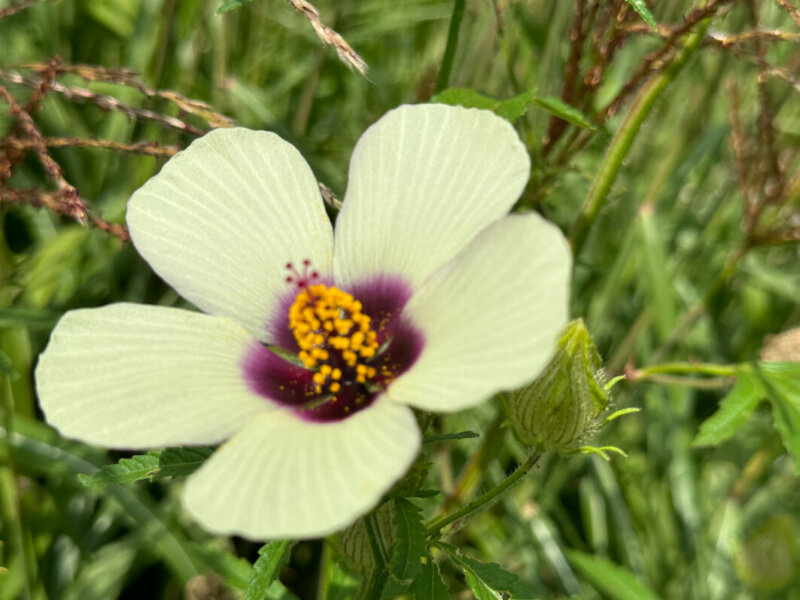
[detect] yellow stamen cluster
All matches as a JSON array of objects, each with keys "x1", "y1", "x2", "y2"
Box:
[{"x1": 288, "y1": 284, "x2": 379, "y2": 393}]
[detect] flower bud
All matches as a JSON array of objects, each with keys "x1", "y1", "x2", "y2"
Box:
[{"x1": 506, "y1": 318, "x2": 609, "y2": 452}]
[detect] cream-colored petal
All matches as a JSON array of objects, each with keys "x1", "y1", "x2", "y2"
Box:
[
  {"x1": 334, "y1": 104, "x2": 530, "y2": 291},
  {"x1": 388, "y1": 214, "x2": 571, "y2": 412},
  {"x1": 35, "y1": 303, "x2": 270, "y2": 449},
  {"x1": 182, "y1": 396, "x2": 420, "y2": 540},
  {"x1": 127, "y1": 127, "x2": 333, "y2": 342}
]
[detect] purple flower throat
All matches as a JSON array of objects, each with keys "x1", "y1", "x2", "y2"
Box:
[{"x1": 244, "y1": 261, "x2": 423, "y2": 422}]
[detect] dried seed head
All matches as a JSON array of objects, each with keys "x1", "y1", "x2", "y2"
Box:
[{"x1": 760, "y1": 327, "x2": 800, "y2": 363}]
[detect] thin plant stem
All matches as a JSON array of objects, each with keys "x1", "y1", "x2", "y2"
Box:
[
  {"x1": 360, "y1": 512, "x2": 390, "y2": 600},
  {"x1": 570, "y1": 18, "x2": 712, "y2": 257},
  {"x1": 426, "y1": 452, "x2": 542, "y2": 538},
  {"x1": 633, "y1": 362, "x2": 737, "y2": 378},
  {"x1": 631, "y1": 374, "x2": 734, "y2": 389},
  {"x1": 445, "y1": 406, "x2": 506, "y2": 509},
  {"x1": 435, "y1": 0, "x2": 465, "y2": 93}
]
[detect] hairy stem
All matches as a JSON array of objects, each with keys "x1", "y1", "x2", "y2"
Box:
[
  {"x1": 360, "y1": 512, "x2": 390, "y2": 599},
  {"x1": 426, "y1": 452, "x2": 541, "y2": 538}
]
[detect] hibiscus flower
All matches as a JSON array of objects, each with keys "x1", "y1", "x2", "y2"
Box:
[{"x1": 35, "y1": 104, "x2": 571, "y2": 540}]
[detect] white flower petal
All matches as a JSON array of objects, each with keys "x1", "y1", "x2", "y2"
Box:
[
  {"x1": 127, "y1": 128, "x2": 333, "y2": 342},
  {"x1": 182, "y1": 396, "x2": 420, "y2": 540},
  {"x1": 334, "y1": 104, "x2": 530, "y2": 291},
  {"x1": 388, "y1": 214, "x2": 571, "y2": 413},
  {"x1": 35, "y1": 303, "x2": 270, "y2": 448}
]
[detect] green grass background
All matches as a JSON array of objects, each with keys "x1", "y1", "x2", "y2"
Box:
[{"x1": 1, "y1": 0, "x2": 800, "y2": 598}]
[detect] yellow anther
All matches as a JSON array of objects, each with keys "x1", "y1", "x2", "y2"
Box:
[
  {"x1": 288, "y1": 281, "x2": 382, "y2": 389},
  {"x1": 351, "y1": 331, "x2": 365, "y2": 350}
]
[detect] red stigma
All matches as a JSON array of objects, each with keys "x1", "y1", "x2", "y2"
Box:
[{"x1": 285, "y1": 259, "x2": 320, "y2": 290}]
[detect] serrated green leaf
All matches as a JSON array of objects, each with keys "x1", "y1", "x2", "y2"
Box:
[
  {"x1": 152, "y1": 447, "x2": 214, "y2": 479},
  {"x1": 439, "y1": 543, "x2": 534, "y2": 598},
  {"x1": 245, "y1": 540, "x2": 294, "y2": 600},
  {"x1": 423, "y1": 431, "x2": 479, "y2": 444},
  {"x1": 389, "y1": 498, "x2": 427, "y2": 583},
  {"x1": 78, "y1": 447, "x2": 213, "y2": 489},
  {"x1": 567, "y1": 550, "x2": 658, "y2": 600},
  {"x1": 430, "y1": 88, "x2": 536, "y2": 122},
  {"x1": 755, "y1": 362, "x2": 800, "y2": 473},
  {"x1": 78, "y1": 454, "x2": 159, "y2": 489},
  {"x1": 625, "y1": 0, "x2": 658, "y2": 31},
  {"x1": 530, "y1": 97, "x2": 597, "y2": 131},
  {"x1": 216, "y1": 0, "x2": 251, "y2": 15},
  {"x1": 693, "y1": 370, "x2": 763, "y2": 447},
  {"x1": 413, "y1": 554, "x2": 449, "y2": 600},
  {"x1": 463, "y1": 569, "x2": 504, "y2": 600}
]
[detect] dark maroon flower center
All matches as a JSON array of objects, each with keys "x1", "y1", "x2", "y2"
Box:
[{"x1": 244, "y1": 274, "x2": 423, "y2": 422}]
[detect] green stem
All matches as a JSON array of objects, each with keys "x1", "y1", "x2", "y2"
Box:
[
  {"x1": 635, "y1": 362, "x2": 737, "y2": 379},
  {"x1": 360, "y1": 512, "x2": 389, "y2": 600},
  {"x1": 569, "y1": 18, "x2": 712, "y2": 257},
  {"x1": 634, "y1": 374, "x2": 734, "y2": 389},
  {"x1": 444, "y1": 406, "x2": 506, "y2": 509},
  {"x1": 426, "y1": 452, "x2": 541, "y2": 538},
  {"x1": 434, "y1": 0, "x2": 465, "y2": 93},
  {"x1": 0, "y1": 375, "x2": 33, "y2": 600}
]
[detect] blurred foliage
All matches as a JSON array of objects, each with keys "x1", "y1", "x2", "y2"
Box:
[{"x1": 1, "y1": 0, "x2": 800, "y2": 599}]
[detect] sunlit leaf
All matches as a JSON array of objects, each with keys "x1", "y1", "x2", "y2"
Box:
[
  {"x1": 530, "y1": 97, "x2": 597, "y2": 130},
  {"x1": 755, "y1": 362, "x2": 800, "y2": 473},
  {"x1": 245, "y1": 541, "x2": 294, "y2": 600},
  {"x1": 693, "y1": 369, "x2": 763, "y2": 447},
  {"x1": 78, "y1": 447, "x2": 213, "y2": 489},
  {"x1": 431, "y1": 88, "x2": 535, "y2": 122},
  {"x1": 439, "y1": 543, "x2": 534, "y2": 599}
]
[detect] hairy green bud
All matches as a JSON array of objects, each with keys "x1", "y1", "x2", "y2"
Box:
[{"x1": 506, "y1": 318, "x2": 609, "y2": 453}]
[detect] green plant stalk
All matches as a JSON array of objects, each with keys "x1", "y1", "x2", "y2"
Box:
[
  {"x1": 636, "y1": 362, "x2": 737, "y2": 378},
  {"x1": 434, "y1": 0, "x2": 465, "y2": 93},
  {"x1": 444, "y1": 405, "x2": 506, "y2": 509},
  {"x1": 359, "y1": 512, "x2": 390, "y2": 600},
  {"x1": 0, "y1": 375, "x2": 34, "y2": 600},
  {"x1": 569, "y1": 18, "x2": 712, "y2": 257},
  {"x1": 426, "y1": 452, "x2": 541, "y2": 538}
]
